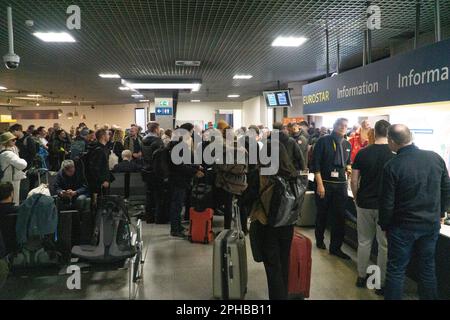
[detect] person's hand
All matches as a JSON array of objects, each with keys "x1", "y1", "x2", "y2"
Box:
[
  {"x1": 441, "y1": 218, "x2": 445, "y2": 225},
  {"x1": 346, "y1": 166, "x2": 352, "y2": 177},
  {"x1": 195, "y1": 171, "x2": 205, "y2": 178},
  {"x1": 69, "y1": 190, "x2": 77, "y2": 198},
  {"x1": 102, "y1": 181, "x2": 110, "y2": 188},
  {"x1": 317, "y1": 184, "x2": 325, "y2": 199}
]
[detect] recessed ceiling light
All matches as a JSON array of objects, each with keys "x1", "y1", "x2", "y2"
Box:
[
  {"x1": 119, "y1": 86, "x2": 131, "y2": 91},
  {"x1": 60, "y1": 101, "x2": 72, "y2": 104},
  {"x1": 33, "y1": 32, "x2": 76, "y2": 43},
  {"x1": 99, "y1": 74, "x2": 121, "y2": 79},
  {"x1": 228, "y1": 94, "x2": 240, "y2": 98},
  {"x1": 27, "y1": 94, "x2": 42, "y2": 98},
  {"x1": 233, "y1": 75, "x2": 253, "y2": 80},
  {"x1": 132, "y1": 94, "x2": 144, "y2": 99},
  {"x1": 175, "y1": 61, "x2": 201, "y2": 67},
  {"x1": 139, "y1": 100, "x2": 150, "y2": 103},
  {"x1": 122, "y1": 80, "x2": 201, "y2": 92},
  {"x1": 272, "y1": 36, "x2": 308, "y2": 47},
  {"x1": 0, "y1": 86, "x2": 7, "y2": 90},
  {"x1": 191, "y1": 100, "x2": 201, "y2": 103}
]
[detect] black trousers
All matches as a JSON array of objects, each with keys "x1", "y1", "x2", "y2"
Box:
[
  {"x1": 215, "y1": 188, "x2": 234, "y2": 230},
  {"x1": 315, "y1": 182, "x2": 347, "y2": 253},
  {"x1": 261, "y1": 225, "x2": 294, "y2": 300}
]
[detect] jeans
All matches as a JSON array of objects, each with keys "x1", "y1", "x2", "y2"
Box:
[
  {"x1": 169, "y1": 187, "x2": 186, "y2": 233},
  {"x1": 385, "y1": 226, "x2": 440, "y2": 300},
  {"x1": 261, "y1": 225, "x2": 294, "y2": 300},
  {"x1": 315, "y1": 182, "x2": 347, "y2": 252},
  {"x1": 356, "y1": 207, "x2": 387, "y2": 285}
]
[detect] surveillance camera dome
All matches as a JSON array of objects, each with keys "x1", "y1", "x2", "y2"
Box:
[{"x1": 3, "y1": 53, "x2": 20, "y2": 70}]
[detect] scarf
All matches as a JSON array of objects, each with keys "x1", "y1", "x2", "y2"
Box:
[{"x1": 331, "y1": 131, "x2": 345, "y2": 168}]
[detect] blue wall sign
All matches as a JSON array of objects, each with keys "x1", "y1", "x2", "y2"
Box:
[
  {"x1": 303, "y1": 38, "x2": 450, "y2": 114},
  {"x1": 155, "y1": 107, "x2": 173, "y2": 116}
]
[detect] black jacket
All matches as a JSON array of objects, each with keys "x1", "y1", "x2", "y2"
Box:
[
  {"x1": 0, "y1": 203, "x2": 18, "y2": 257},
  {"x1": 16, "y1": 133, "x2": 37, "y2": 170},
  {"x1": 86, "y1": 142, "x2": 111, "y2": 193},
  {"x1": 279, "y1": 132, "x2": 306, "y2": 171},
  {"x1": 142, "y1": 135, "x2": 164, "y2": 169},
  {"x1": 168, "y1": 140, "x2": 199, "y2": 190},
  {"x1": 113, "y1": 160, "x2": 142, "y2": 173},
  {"x1": 379, "y1": 144, "x2": 450, "y2": 231},
  {"x1": 53, "y1": 170, "x2": 89, "y2": 197},
  {"x1": 311, "y1": 134, "x2": 352, "y2": 183}
]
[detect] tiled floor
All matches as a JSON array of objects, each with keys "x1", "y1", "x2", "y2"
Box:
[{"x1": 0, "y1": 217, "x2": 418, "y2": 300}]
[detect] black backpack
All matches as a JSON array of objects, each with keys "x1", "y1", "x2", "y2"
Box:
[
  {"x1": 152, "y1": 147, "x2": 171, "y2": 180},
  {"x1": 0, "y1": 150, "x2": 11, "y2": 181}
]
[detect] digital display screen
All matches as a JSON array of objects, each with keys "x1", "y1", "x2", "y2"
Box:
[
  {"x1": 267, "y1": 93, "x2": 278, "y2": 106},
  {"x1": 263, "y1": 90, "x2": 292, "y2": 108}
]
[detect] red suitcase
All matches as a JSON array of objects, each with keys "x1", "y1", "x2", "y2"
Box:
[
  {"x1": 189, "y1": 208, "x2": 214, "y2": 244},
  {"x1": 288, "y1": 232, "x2": 312, "y2": 298}
]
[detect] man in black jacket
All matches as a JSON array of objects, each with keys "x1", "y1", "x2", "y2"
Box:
[
  {"x1": 86, "y1": 129, "x2": 111, "y2": 195},
  {"x1": 273, "y1": 123, "x2": 306, "y2": 171},
  {"x1": 168, "y1": 124, "x2": 204, "y2": 238},
  {"x1": 0, "y1": 182, "x2": 18, "y2": 258},
  {"x1": 379, "y1": 124, "x2": 450, "y2": 300},
  {"x1": 311, "y1": 118, "x2": 352, "y2": 260},
  {"x1": 142, "y1": 122, "x2": 165, "y2": 223}
]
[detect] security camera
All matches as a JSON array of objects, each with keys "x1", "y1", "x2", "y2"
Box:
[
  {"x1": 3, "y1": 7, "x2": 20, "y2": 70},
  {"x1": 3, "y1": 53, "x2": 20, "y2": 70}
]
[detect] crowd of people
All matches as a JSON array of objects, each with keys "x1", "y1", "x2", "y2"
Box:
[{"x1": 0, "y1": 116, "x2": 448, "y2": 301}]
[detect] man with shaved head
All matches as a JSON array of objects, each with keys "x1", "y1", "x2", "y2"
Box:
[{"x1": 379, "y1": 124, "x2": 450, "y2": 300}]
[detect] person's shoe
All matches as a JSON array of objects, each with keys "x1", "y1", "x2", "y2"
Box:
[
  {"x1": 375, "y1": 287, "x2": 385, "y2": 296},
  {"x1": 356, "y1": 276, "x2": 368, "y2": 288},
  {"x1": 316, "y1": 242, "x2": 327, "y2": 250},
  {"x1": 170, "y1": 231, "x2": 186, "y2": 238},
  {"x1": 330, "y1": 250, "x2": 351, "y2": 260}
]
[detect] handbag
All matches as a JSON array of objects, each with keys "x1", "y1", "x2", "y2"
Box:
[
  {"x1": 268, "y1": 175, "x2": 307, "y2": 228},
  {"x1": 108, "y1": 143, "x2": 119, "y2": 170}
]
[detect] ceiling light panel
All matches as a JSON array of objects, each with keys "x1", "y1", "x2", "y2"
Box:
[{"x1": 33, "y1": 32, "x2": 76, "y2": 43}]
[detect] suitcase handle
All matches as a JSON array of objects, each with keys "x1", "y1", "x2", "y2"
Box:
[{"x1": 232, "y1": 196, "x2": 243, "y2": 235}]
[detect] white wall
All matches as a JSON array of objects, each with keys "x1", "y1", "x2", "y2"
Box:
[
  {"x1": 176, "y1": 101, "x2": 242, "y2": 124},
  {"x1": 0, "y1": 103, "x2": 149, "y2": 131},
  {"x1": 1, "y1": 101, "x2": 242, "y2": 131},
  {"x1": 242, "y1": 96, "x2": 268, "y2": 127},
  {"x1": 242, "y1": 97, "x2": 261, "y2": 127}
]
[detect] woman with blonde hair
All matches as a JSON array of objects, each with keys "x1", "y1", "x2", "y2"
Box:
[
  {"x1": 111, "y1": 128, "x2": 125, "y2": 162},
  {"x1": 0, "y1": 132, "x2": 27, "y2": 205}
]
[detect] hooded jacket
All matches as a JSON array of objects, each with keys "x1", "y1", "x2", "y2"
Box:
[{"x1": 85, "y1": 141, "x2": 110, "y2": 193}]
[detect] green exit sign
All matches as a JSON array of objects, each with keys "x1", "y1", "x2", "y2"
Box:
[{"x1": 159, "y1": 100, "x2": 169, "y2": 107}]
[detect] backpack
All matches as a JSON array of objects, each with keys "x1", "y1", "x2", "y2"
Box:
[
  {"x1": 70, "y1": 139, "x2": 86, "y2": 160},
  {"x1": 71, "y1": 195, "x2": 135, "y2": 263},
  {"x1": 12, "y1": 194, "x2": 60, "y2": 268},
  {"x1": 152, "y1": 147, "x2": 171, "y2": 180},
  {"x1": 0, "y1": 150, "x2": 12, "y2": 181}
]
